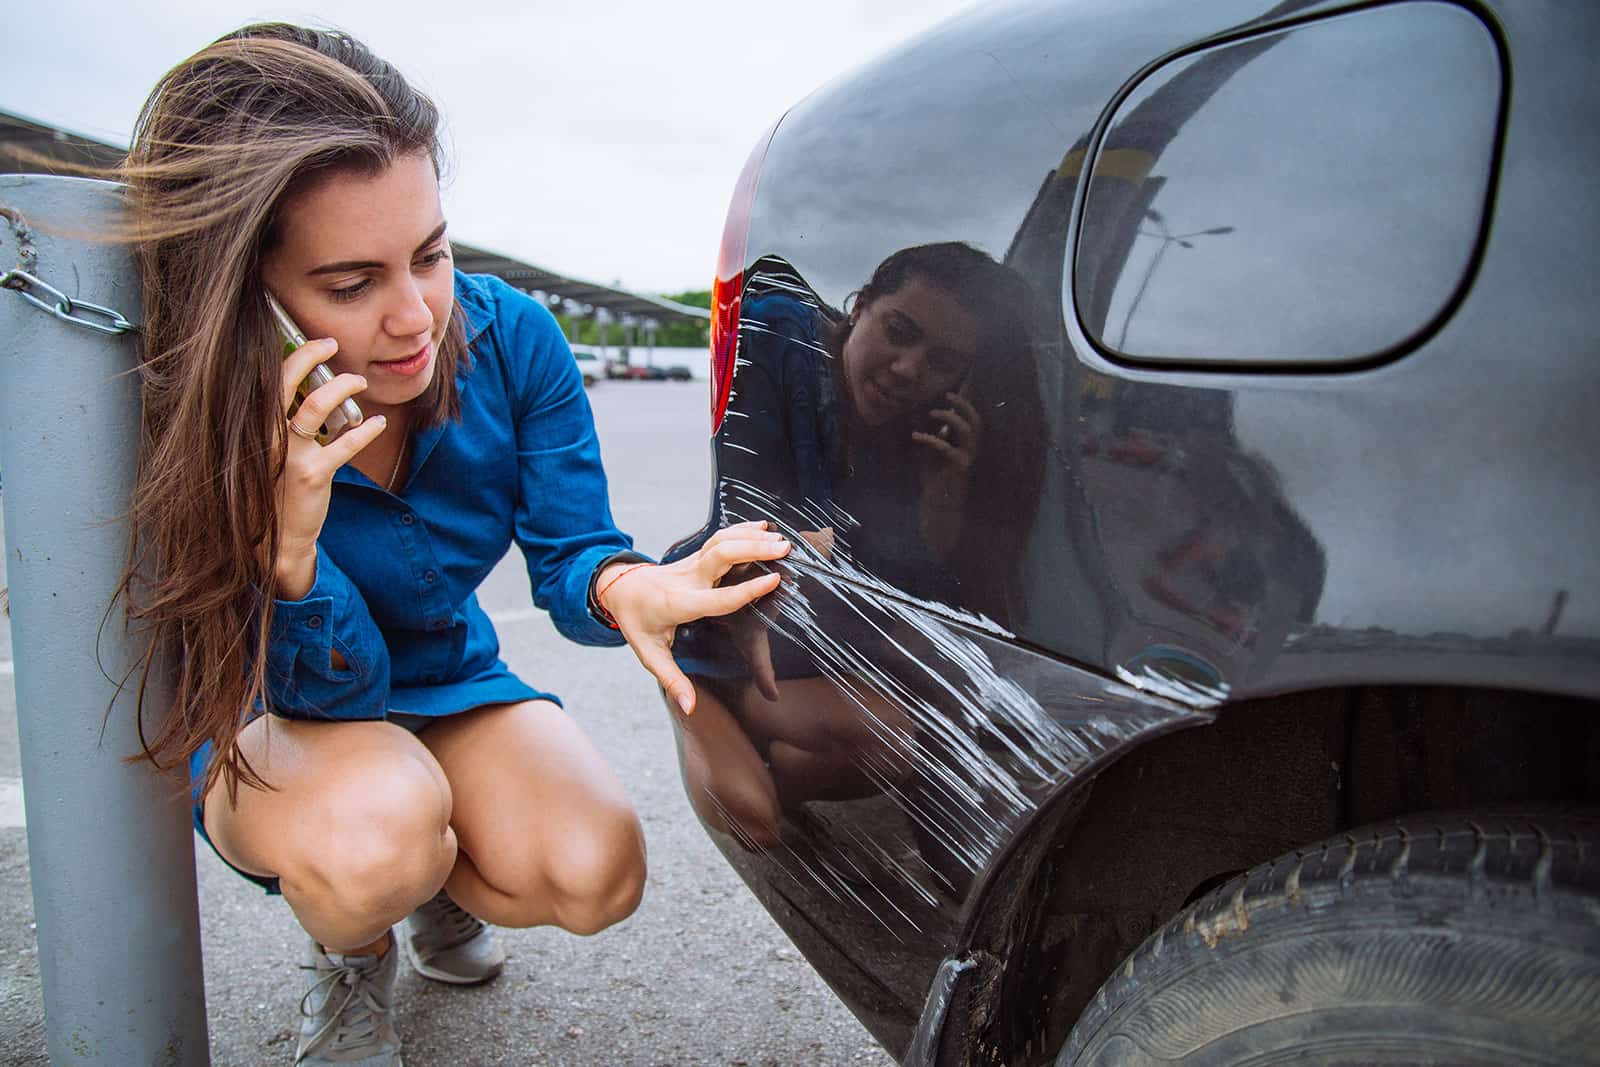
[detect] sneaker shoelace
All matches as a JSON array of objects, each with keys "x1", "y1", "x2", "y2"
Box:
[
  {"x1": 414, "y1": 891, "x2": 485, "y2": 952},
  {"x1": 296, "y1": 956, "x2": 388, "y2": 1062}
]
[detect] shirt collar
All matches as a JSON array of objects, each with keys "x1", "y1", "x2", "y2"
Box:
[{"x1": 454, "y1": 269, "x2": 495, "y2": 346}]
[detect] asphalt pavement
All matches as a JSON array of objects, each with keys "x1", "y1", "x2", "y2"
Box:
[{"x1": 0, "y1": 379, "x2": 896, "y2": 1066}]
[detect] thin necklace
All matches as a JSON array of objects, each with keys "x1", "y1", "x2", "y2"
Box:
[{"x1": 386, "y1": 434, "x2": 407, "y2": 493}]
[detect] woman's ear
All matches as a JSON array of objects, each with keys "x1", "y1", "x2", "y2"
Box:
[{"x1": 842, "y1": 290, "x2": 863, "y2": 327}]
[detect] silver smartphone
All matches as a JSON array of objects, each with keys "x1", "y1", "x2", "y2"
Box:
[{"x1": 267, "y1": 291, "x2": 363, "y2": 439}]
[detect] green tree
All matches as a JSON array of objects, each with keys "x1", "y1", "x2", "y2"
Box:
[
  {"x1": 549, "y1": 290, "x2": 710, "y2": 350},
  {"x1": 667, "y1": 290, "x2": 711, "y2": 309},
  {"x1": 656, "y1": 290, "x2": 711, "y2": 347}
]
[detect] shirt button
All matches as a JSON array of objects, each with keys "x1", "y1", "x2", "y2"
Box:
[
  {"x1": 423, "y1": 570, "x2": 438, "y2": 584},
  {"x1": 428, "y1": 619, "x2": 447, "y2": 631},
  {"x1": 306, "y1": 615, "x2": 323, "y2": 630},
  {"x1": 399, "y1": 513, "x2": 416, "y2": 526}
]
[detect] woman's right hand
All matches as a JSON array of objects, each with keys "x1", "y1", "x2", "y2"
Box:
[
  {"x1": 598, "y1": 521, "x2": 790, "y2": 716},
  {"x1": 276, "y1": 338, "x2": 385, "y2": 599}
]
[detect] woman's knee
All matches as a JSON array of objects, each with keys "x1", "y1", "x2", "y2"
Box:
[
  {"x1": 684, "y1": 747, "x2": 782, "y2": 849},
  {"x1": 677, "y1": 685, "x2": 783, "y2": 848},
  {"x1": 480, "y1": 799, "x2": 643, "y2": 934},
  {"x1": 823, "y1": 693, "x2": 916, "y2": 779},
  {"x1": 281, "y1": 752, "x2": 456, "y2": 918},
  {"x1": 519, "y1": 802, "x2": 646, "y2": 935}
]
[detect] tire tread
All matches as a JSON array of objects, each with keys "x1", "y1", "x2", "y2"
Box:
[{"x1": 1058, "y1": 810, "x2": 1600, "y2": 1066}]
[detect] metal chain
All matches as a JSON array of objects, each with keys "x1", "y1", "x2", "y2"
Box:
[
  {"x1": 0, "y1": 268, "x2": 139, "y2": 336},
  {"x1": 2, "y1": 204, "x2": 139, "y2": 336}
]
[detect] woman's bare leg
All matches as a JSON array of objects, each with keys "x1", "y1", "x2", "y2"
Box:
[
  {"x1": 734, "y1": 676, "x2": 915, "y2": 806},
  {"x1": 674, "y1": 682, "x2": 783, "y2": 849},
  {"x1": 201, "y1": 716, "x2": 457, "y2": 951},
  {"x1": 417, "y1": 700, "x2": 646, "y2": 935}
]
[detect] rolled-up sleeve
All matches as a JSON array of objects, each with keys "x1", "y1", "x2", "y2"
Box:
[
  {"x1": 502, "y1": 288, "x2": 643, "y2": 647},
  {"x1": 265, "y1": 545, "x2": 391, "y2": 720}
]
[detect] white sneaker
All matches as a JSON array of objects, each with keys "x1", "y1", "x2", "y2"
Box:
[
  {"x1": 295, "y1": 932, "x2": 403, "y2": 1065},
  {"x1": 401, "y1": 890, "x2": 506, "y2": 985}
]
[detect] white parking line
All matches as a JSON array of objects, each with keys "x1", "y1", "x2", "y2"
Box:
[{"x1": 0, "y1": 779, "x2": 24, "y2": 829}]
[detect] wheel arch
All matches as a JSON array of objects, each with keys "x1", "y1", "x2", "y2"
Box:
[{"x1": 938, "y1": 683, "x2": 1600, "y2": 1067}]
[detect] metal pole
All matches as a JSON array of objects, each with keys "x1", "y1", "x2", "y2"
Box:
[{"x1": 0, "y1": 174, "x2": 209, "y2": 1065}]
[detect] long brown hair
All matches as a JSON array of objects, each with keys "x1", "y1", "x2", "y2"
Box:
[{"x1": 118, "y1": 23, "x2": 469, "y2": 798}]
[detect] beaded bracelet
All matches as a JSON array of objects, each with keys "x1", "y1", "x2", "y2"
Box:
[{"x1": 594, "y1": 562, "x2": 654, "y2": 628}]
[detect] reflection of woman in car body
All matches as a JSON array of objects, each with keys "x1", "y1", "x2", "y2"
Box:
[{"x1": 678, "y1": 244, "x2": 1045, "y2": 846}]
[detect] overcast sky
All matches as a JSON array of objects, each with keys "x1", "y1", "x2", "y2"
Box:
[{"x1": 5, "y1": 0, "x2": 975, "y2": 294}]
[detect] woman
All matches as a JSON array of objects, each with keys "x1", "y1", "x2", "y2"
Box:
[
  {"x1": 720, "y1": 246, "x2": 1041, "y2": 597},
  {"x1": 116, "y1": 23, "x2": 787, "y2": 1066}
]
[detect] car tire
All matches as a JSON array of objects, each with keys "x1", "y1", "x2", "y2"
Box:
[{"x1": 1056, "y1": 811, "x2": 1600, "y2": 1066}]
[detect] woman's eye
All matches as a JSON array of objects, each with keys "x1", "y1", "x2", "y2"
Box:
[
  {"x1": 329, "y1": 280, "x2": 372, "y2": 303},
  {"x1": 417, "y1": 249, "x2": 450, "y2": 269},
  {"x1": 885, "y1": 318, "x2": 916, "y2": 345}
]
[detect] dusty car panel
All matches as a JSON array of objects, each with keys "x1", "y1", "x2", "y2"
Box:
[{"x1": 666, "y1": 0, "x2": 1600, "y2": 1062}]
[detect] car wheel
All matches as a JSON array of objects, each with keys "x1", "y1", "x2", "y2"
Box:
[{"x1": 1057, "y1": 811, "x2": 1600, "y2": 1066}]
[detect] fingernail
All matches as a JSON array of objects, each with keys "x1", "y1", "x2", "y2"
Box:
[
  {"x1": 677, "y1": 691, "x2": 694, "y2": 716},
  {"x1": 372, "y1": 415, "x2": 387, "y2": 426}
]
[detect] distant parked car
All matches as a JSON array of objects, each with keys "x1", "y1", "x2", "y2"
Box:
[
  {"x1": 663, "y1": 1, "x2": 1600, "y2": 1064},
  {"x1": 568, "y1": 344, "x2": 610, "y2": 386},
  {"x1": 607, "y1": 362, "x2": 692, "y2": 381}
]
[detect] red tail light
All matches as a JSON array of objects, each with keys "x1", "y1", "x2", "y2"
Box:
[{"x1": 711, "y1": 125, "x2": 777, "y2": 434}]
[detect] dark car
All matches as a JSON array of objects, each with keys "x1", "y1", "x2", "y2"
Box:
[{"x1": 662, "y1": 1, "x2": 1600, "y2": 1064}]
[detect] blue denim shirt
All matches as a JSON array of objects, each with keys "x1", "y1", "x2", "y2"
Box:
[{"x1": 265, "y1": 270, "x2": 635, "y2": 721}]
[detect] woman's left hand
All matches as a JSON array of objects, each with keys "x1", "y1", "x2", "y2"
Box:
[
  {"x1": 912, "y1": 390, "x2": 981, "y2": 478},
  {"x1": 599, "y1": 520, "x2": 790, "y2": 716},
  {"x1": 913, "y1": 391, "x2": 982, "y2": 555}
]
